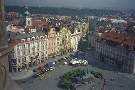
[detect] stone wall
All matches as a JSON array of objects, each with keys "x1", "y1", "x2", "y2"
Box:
[{"x1": 0, "y1": 0, "x2": 21, "y2": 90}]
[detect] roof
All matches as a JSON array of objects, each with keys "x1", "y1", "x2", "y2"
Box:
[
  {"x1": 32, "y1": 19, "x2": 48, "y2": 28},
  {"x1": 100, "y1": 30, "x2": 135, "y2": 48},
  {"x1": 15, "y1": 32, "x2": 47, "y2": 40},
  {"x1": 9, "y1": 32, "x2": 47, "y2": 47}
]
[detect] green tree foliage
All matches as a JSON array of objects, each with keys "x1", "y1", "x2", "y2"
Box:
[
  {"x1": 91, "y1": 71, "x2": 103, "y2": 79},
  {"x1": 58, "y1": 69, "x2": 86, "y2": 90},
  {"x1": 60, "y1": 78, "x2": 73, "y2": 90}
]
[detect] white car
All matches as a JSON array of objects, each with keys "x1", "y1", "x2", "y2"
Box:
[
  {"x1": 70, "y1": 58, "x2": 88, "y2": 66},
  {"x1": 81, "y1": 60, "x2": 88, "y2": 65},
  {"x1": 77, "y1": 59, "x2": 88, "y2": 65},
  {"x1": 52, "y1": 62, "x2": 56, "y2": 65},
  {"x1": 64, "y1": 61, "x2": 68, "y2": 65},
  {"x1": 70, "y1": 60, "x2": 79, "y2": 65}
]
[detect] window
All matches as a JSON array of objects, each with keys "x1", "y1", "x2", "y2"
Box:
[
  {"x1": 78, "y1": 29, "x2": 80, "y2": 32},
  {"x1": 28, "y1": 20, "x2": 30, "y2": 25},
  {"x1": 18, "y1": 59, "x2": 21, "y2": 63},
  {"x1": 23, "y1": 44, "x2": 25, "y2": 49}
]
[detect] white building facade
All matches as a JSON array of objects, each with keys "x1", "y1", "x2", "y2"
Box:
[{"x1": 9, "y1": 33, "x2": 48, "y2": 72}]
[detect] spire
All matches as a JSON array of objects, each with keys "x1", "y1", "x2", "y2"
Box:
[{"x1": 24, "y1": 5, "x2": 30, "y2": 17}]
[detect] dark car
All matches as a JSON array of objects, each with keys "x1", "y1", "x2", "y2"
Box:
[{"x1": 44, "y1": 62, "x2": 55, "y2": 71}]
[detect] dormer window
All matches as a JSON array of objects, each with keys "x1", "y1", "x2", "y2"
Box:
[
  {"x1": 28, "y1": 21, "x2": 30, "y2": 25},
  {"x1": 27, "y1": 38, "x2": 30, "y2": 41},
  {"x1": 31, "y1": 37, "x2": 35, "y2": 41},
  {"x1": 40, "y1": 36, "x2": 44, "y2": 39},
  {"x1": 21, "y1": 39, "x2": 25, "y2": 42},
  {"x1": 78, "y1": 29, "x2": 80, "y2": 32},
  {"x1": 36, "y1": 36, "x2": 39, "y2": 40}
]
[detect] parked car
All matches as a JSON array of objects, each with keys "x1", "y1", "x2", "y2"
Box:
[
  {"x1": 70, "y1": 59, "x2": 88, "y2": 66},
  {"x1": 81, "y1": 60, "x2": 88, "y2": 65},
  {"x1": 70, "y1": 59, "x2": 79, "y2": 66},
  {"x1": 44, "y1": 62, "x2": 55, "y2": 71},
  {"x1": 33, "y1": 64, "x2": 45, "y2": 72},
  {"x1": 64, "y1": 61, "x2": 68, "y2": 65}
]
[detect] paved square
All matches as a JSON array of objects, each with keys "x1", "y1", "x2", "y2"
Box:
[{"x1": 16, "y1": 50, "x2": 135, "y2": 90}]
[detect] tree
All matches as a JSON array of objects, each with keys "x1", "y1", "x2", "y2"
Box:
[
  {"x1": 60, "y1": 79, "x2": 73, "y2": 90},
  {"x1": 86, "y1": 68, "x2": 89, "y2": 74},
  {"x1": 83, "y1": 69, "x2": 86, "y2": 76}
]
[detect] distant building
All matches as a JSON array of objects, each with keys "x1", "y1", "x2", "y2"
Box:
[
  {"x1": 6, "y1": 25, "x2": 25, "y2": 34},
  {"x1": 89, "y1": 16, "x2": 98, "y2": 32},
  {"x1": 6, "y1": 12, "x2": 19, "y2": 20},
  {"x1": 90, "y1": 30, "x2": 135, "y2": 73}
]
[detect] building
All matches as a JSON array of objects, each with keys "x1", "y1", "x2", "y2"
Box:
[
  {"x1": 6, "y1": 25, "x2": 25, "y2": 34},
  {"x1": 70, "y1": 25, "x2": 82, "y2": 52},
  {"x1": 6, "y1": 12, "x2": 19, "y2": 21},
  {"x1": 47, "y1": 28, "x2": 57, "y2": 57},
  {"x1": 8, "y1": 15, "x2": 88, "y2": 72},
  {"x1": 57, "y1": 27, "x2": 72, "y2": 55},
  {"x1": 90, "y1": 30, "x2": 135, "y2": 73},
  {"x1": 9, "y1": 32, "x2": 48, "y2": 72}
]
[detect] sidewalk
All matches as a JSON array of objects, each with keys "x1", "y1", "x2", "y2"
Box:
[
  {"x1": 9, "y1": 52, "x2": 76, "y2": 81},
  {"x1": 9, "y1": 70, "x2": 33, "y2": 80},
  {"x1": 30, "y1": 52, "x2": 74, "y2": 70}
]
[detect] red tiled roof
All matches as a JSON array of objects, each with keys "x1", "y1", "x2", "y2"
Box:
[
  {"x1": 100, "y1": 30, "x2": 135, "y2": 47},
  {"x1": 10, "y1": 19, "x2": 20, "y2": 25},
  {"x1": 9, "y1": 40, "x2": 20, "y2": 47},
  {"x1": 32, "y1": 19, "x2": 48, "y2": 28}
]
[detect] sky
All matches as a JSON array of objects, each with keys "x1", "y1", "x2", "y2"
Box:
[{"x1": 5, "y1": 0, "x2": 135, "y2": 10}]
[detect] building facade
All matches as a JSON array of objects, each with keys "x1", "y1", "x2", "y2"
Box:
[
  {"x1": 47, "y1": 28, "x2": 57, "y2": 57},
  {"x1": 9, "y1": 33, "x2": 48, "y2": 72},
  {"x1": 90, "y1": 30, "x2": 135, "y2": 73},
  {"x1": 8, "y1": 15, "x2": 88, "y2": 72}
]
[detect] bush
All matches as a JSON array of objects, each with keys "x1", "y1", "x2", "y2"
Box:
[
  {"x1": 91, "y1": 71, "x2": 103, "y2": 79},
  {"x1": 59, "y1": 78, "x2": 73, "y2": 90},
  {"x1": 58, "y1": 69, "x2": 86, "y2": 90}
]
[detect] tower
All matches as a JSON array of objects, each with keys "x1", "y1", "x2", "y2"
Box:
[
  {"x1": 26, "y1": 17, "x2": 32, "y2": 26},
  {"x1": 24, "y1": 6, "x2": 32, "y2": 26}
]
